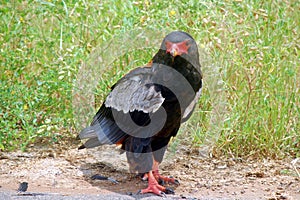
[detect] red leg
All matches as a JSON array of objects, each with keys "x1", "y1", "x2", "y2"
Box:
[
  {"x1": 139, "y1": 160, "x2": 177, "y2": 196},
  {"x1": 140, "y1": 171, "x2": 168, "y2": 196},
  {"x1": 153, "y1": 170, "x2": 180, "y2": 185},
  {"x1": 152, "y1": 160, "x2": 180, "y2": 185}
]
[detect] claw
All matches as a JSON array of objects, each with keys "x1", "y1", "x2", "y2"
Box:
[
  {"x1": 160, "y1": 192, "x2": 167, "y2": 197},
  {"x1": 174, "y1": 179, "x2": 180, "y2": 185},
  {"x1": 126, "y1": 192, "x2": 133, "y2": 196},
  {"x1": 158, "y1": 179, "x2": 165, "y2": 186},
  {"x1": 142, "y1": 173, "x2": 148, "y2": 181},
  {"x1": 165, "y1": 187, "x2": 175, "y2": 194}
]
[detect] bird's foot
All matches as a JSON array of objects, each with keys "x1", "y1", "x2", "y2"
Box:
[
  {"x1": 139, "y1": 182, "x2": 174, "y2": 197},
  {"x1": 139, "y1": 171, "x2": 174, "y2": 196},
  {"x1": 153, "y1": 170, "x2": 180, "y2": 185}
]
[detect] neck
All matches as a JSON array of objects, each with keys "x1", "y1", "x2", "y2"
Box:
[
  {"x1": 152, "y1": 49, "x2": 202, "y2": 93},
  {"x1": 152, "y1": 49, "x2": 189, "y2": 69},
  {"x1": 152, "y1": 49, "x2": 173, "y2": 66}
]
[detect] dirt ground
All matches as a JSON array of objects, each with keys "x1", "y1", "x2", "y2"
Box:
[{"x1": 0, "y1": 143, "x2": 299, "y2": 200}]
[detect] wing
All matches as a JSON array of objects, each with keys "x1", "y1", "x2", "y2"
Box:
[
  {"x1": 181, "y1": 87, "x2": 202, "y2": 123},
  {"x1": 105, "y1": 67, "x2": 165, "y2": 114},
  {"x1": 179, "y1": 62, "x2": 202, "y2": 123},
  {"x1": 79, "y1": 66, "x2": 166, "y2": 148}
]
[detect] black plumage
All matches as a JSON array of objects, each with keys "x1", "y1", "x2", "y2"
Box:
[{"x1": 79, "y1": 31, "x2": 202, "y2": 196}]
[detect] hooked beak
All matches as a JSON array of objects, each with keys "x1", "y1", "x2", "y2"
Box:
[{"x1": 169, "y1": 47, "x2": 178, "y2": 57}]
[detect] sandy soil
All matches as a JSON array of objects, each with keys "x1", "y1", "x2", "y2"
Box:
[{"x1": 0, "y1": 144, "x2": 299, "y2": 200}]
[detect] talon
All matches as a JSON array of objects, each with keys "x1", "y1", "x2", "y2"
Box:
[
  {"x1": 158, "y1": 178, "x2": 165, "y2": 186},
  {"x1": 160, "y1": 192, "x2": 167, "y2": 197},
  {"x1": 165, "y1": 187, "x2": 175, "y2": 194},
  {"x1": 127, "y1": 192, "x2": 133, "y2": 196},
  {"x1": 142, "y1": 173, "x2": 148, "y2": 181}
]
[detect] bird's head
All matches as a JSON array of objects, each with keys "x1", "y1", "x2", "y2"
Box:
[
  {"x1": 160, "y1": 31, "x2": 197, "y2": 58},
  {"x1": 155, "y1": 31, "x2": 201, "y2": 74}
]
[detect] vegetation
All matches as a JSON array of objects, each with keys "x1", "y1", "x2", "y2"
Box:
[{"x1": 1, "y1": 0, "x2": 299, "y2": 157}]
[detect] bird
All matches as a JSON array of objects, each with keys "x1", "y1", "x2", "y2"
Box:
[
  {"x1": 17, "y1": 182, "x2": 28, "y2": 192},
  {"x1": 79, "y1": 31, "x2": 202, "y2": 196}
]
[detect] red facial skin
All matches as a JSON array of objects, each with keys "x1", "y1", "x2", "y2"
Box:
[{"x1": 165, "y1": 40, "x2": 190, "y2": 57}]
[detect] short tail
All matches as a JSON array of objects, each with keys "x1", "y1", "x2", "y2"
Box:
[{"x1": 78, "y1": 118, "x2": 127, "y2": 149}]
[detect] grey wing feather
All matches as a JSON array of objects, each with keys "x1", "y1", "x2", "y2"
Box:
[
  {"x1": 79, "y1": 67, "x2": 165, "y2": 149},
  {"x1": 181, "y1": 87, "x2": 202, "y2": 123},
  {"x1": 105, "y1": 67, "x2": 165, "y2": 114}
]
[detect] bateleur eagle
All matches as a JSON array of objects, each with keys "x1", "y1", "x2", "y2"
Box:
[{"x1": 79, "y1": 31, "x2": 202, "y2": 196}]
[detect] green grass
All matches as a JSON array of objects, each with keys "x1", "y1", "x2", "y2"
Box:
[{"x1": 0, "y1": 0, "x2": 299, "y2": 158}]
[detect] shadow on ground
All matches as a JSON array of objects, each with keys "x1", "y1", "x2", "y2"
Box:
[{"x1": 0, "y1": 144, "x2": 299, "y2": 200}]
